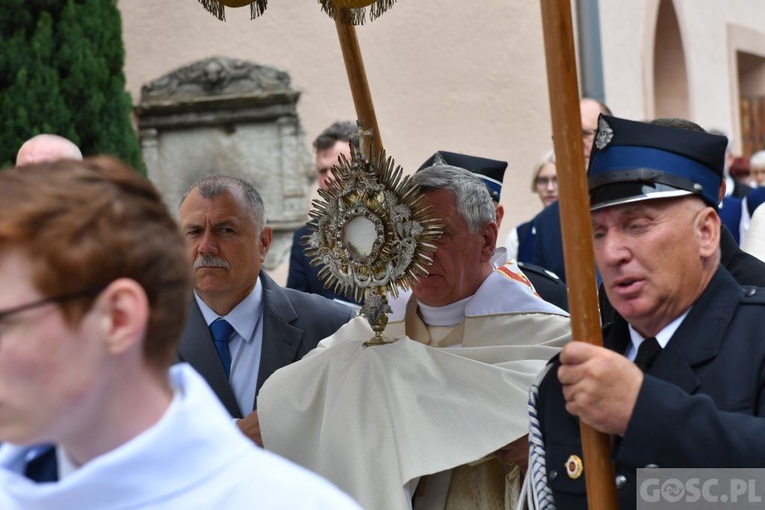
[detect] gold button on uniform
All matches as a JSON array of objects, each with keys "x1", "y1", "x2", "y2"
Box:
[{"x1": 565, "y1": 454, "x2": 584, "y2": 479}]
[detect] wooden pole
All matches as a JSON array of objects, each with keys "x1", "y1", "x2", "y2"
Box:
[
  {"x1": 539, "y1": 1, "x2": 618, "y2": 508},
  {"x1": 333, "y1": 8, "x2": 383, "y2": 157}
]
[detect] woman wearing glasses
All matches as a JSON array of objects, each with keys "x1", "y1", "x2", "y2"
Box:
[{"x1": 506, "y1": 150, "x2": 557, "y2": 263}]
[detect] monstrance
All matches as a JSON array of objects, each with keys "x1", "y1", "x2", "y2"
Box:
[{"x1": 303, "y1": 125, "x2": 442, "y2": 346}]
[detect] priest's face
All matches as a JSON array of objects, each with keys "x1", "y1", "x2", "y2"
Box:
[{"x1": 412, "y1": 189, "x2": 495, "y2": 307}]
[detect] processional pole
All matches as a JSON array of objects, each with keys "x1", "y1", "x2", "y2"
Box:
[
  {"x1": 332, "y1": 7, "x2": 384, "y2": 157},
  {"x1": 539, "y1": 0, "x2": 618, "y2": 508}
]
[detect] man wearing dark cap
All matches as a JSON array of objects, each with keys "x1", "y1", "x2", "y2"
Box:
[
  {"x1": 528, "y1": 115, "x2": 765, "y2": 510},
  {"x1": 418, "y1": 150, "x2": 507, "y2": 201},
  {"x1": 597, "y1": 118, "x2": 765, "y2": 324}
]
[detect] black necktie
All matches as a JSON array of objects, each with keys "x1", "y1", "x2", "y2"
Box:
[
  {"x1": 634, "y1": 337, "x2": 661, "y2": 372},
  {"x1": 24, "y1": 446, "x2": 58, "y2": 482}
]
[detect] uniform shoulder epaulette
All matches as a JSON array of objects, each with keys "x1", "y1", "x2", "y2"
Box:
[
  {"x1": 740, "y1": 286, "x2": 765, "y2": 304},
  {"x1": 517, "y1": 261, "x2": 564, "y2": 285}
]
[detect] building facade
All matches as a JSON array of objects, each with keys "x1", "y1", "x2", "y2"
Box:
[{"x1": 118, "y1": 0, "x2": 765, "y2": 275}]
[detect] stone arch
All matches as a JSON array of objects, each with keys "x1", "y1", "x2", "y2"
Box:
[{"x1": 649, "y1": 0, "x2": 690, "y2": 120}]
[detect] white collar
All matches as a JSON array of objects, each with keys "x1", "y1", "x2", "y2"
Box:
[
  {"x1": 194, "y1": 277, "x2": 263, "y2": 344},
  {"x1": 417, "y1": 296, "x2": 471, "y2": 327},
  {"x1": 627, "y1": 308, "x2": 690, "y2": 359}
]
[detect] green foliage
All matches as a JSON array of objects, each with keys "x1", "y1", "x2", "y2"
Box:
[{"x1": 0, "y1": 0, "x2": 144, "y2": 172}]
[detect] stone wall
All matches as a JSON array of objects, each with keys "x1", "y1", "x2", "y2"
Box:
[{"x1": 136, "y1": 57, "x2": 313, "y2": 269}]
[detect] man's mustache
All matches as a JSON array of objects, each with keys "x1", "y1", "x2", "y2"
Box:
[{"x1": 193, "y1": 255, "x2": 230, "y2": 270}]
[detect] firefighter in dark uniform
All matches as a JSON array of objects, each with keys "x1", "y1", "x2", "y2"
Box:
[{"x1": 531, "y1": 115, "x2": 765, "y2": 510}]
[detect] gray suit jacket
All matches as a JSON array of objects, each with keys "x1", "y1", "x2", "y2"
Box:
[{"x1": 178, "y1": 271, "x2": 355, "y2": 418}]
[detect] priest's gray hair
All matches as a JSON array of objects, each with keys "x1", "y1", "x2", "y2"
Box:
[{"x1": 412, "y1": 165, "x2": 496, "y2": 234}]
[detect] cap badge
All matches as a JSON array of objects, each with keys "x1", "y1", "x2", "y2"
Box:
[
  {"x1": 432, "y1": 153, "x2": 448, "y2": 166},
  {"x1": 565, "y1": 454, "x2": 584, "y2": 479},
  {"x1": 595, "y1": 117, "x2": 614, "y2": 150}
]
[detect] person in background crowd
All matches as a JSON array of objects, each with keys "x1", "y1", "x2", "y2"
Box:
[
  {"x1": 506, "y1": 150, "x2": 557, "y2": 264},
  {"x1": 15, "y1": 134, "x2": 82, "y2": 166},
  {"x1": 749, "y1": 150, "x2": 765, "y2": 187},
  {"x1": 733, "y1": 152, "x2": 765, "y2": 245},
  {"x1": 533, "y1": 98, "x2": 612, "y2": 284},
  {"x1": 707, "y1": 129, "x2": 751, "y2": 199},
  {"x1": 287, "y1": 121, "x2": 363, "y2": 306},
  {"x1": 707, "y1": 130, "x2": 750, "y2": 244},
  {"x1": 742, "y1": 202, "x2": 765, "y2": 262}
]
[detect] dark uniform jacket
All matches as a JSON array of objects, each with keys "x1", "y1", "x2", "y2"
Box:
[
  {"x1": 532, "y1": 201, "x2": 565, "y2": 283},
  {"x1": 533, "y1": 201, "x2": 602, "y2": 286},
  {"x1": 538, "y1": 267, "x2": 765, "y2": 509},
  {"x1": 286, "y1": 224, "x2": 362, "y2": 305},
  {"x1": 517, "y1": 261, "x2": 568, "y2": 312},
  {"x1": 720, "y1": 225, "x2": 765, "y2": 287}
]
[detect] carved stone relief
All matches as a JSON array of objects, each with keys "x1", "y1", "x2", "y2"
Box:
[{"x1": 136, "y1": 57, "x2": 314, "y2": 270}]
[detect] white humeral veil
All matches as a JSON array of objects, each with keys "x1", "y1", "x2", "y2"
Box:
[{"x1": 258, "y1": 261, "x2": 571, "y2": 510}]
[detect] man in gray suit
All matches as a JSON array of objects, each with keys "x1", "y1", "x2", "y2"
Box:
[{"x1": 177, "y1": 175, "x2": 355, "y2": 445}]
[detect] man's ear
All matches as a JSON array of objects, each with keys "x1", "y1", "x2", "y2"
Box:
[
  {"x1": 696, "y1": 207, "x2": 721, "y2": 259},
  {"x1": 479, "y1": 221, "x2": 499, "y2": 262},
  {"x1": 96, "y1": 278, "x2": 149, "y2": 356},
  {"x1": 259, "y1": 226, "x2": 273, "y2": 263},
  {"x1": 494, "y1": 203, "x2": 505, "y2": 230}
]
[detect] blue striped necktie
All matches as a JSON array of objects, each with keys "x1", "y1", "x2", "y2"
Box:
[{"x1": 209, "y1": 318, "x2": 235, "y2": 378}]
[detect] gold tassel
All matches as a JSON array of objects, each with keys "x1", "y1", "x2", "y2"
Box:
[
  {"x1": 333, "y1": 0, "x2": 376, "y2": 6},
  {"x1": 197, "y1": 0, "x2": 268, "y2": 21},
  {"x1": 198, "y1": 0, "x2": 226, "y2": 21},
  {"x1": 368, "y1": 0, "x2": 396, "y2": 21},
  {"x1": 319, "y1": 0, "x2": 397, "y2": 25},
  {"x1": 249, "y1": 0, "x2": 268, "y2": 19}
]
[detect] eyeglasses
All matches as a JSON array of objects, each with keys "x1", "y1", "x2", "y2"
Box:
[
  {"x1": 550, "y1": 129, "x2": 598, "y2": 143},
  {"x1": 535, "y1": 176, "x2": 558, "y2": 187},
  {"x1": 0, "y1": 286, "x2": 106, "y2": 325}
]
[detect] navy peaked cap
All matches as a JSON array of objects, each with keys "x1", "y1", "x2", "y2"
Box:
[
  {"x1": 588, "y1": 115, "x2": 727, "y2": 211},
  {"x1": 418, "y1": 151, "x2": 507, "y2": 201}
]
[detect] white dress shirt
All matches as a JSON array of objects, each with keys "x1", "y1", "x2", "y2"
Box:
[
  {"x1": 194, "y1": 279, "x2": 264, "y2": 415},
  {"x1": 625, "y1": 309, "x2": 690, "y2": 361}
]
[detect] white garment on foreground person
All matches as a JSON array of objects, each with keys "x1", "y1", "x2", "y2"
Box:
[{"x1": 0, "y1": 365, "x2": 362, "y2": 510}]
